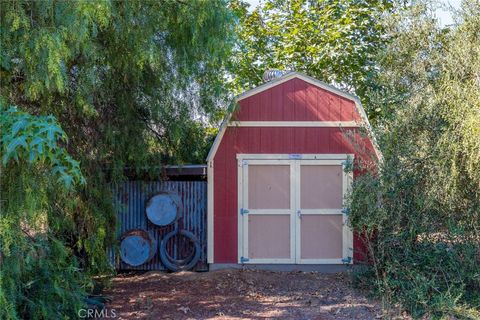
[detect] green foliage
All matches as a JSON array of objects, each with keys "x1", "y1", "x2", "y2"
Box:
[
  {"x1": 1, "y1": 106, "x2": 88, "y2": 319},
  {"x1": 1, "y1": 106, "x2": 85, "y2": 187},
  {"x1": 229, "y1": 0, "x2": 393, "y2": 115},
  {"x1": 348, "y1": 1, "x2": 480, "y2": 318},
  {"x1": 1, "y1": 1, "x2": 235, "y2": 318}
]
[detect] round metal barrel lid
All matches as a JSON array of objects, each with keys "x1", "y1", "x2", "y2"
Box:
[
  {"x1": 145, "y1": 192, "x2": 181, "y2": 226},
  {"x1": 120, "y1": 230, "x2": 156, "y2": 266}
]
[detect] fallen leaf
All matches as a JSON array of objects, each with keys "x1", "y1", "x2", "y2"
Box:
[{"x1": 177, "y1": 306, "x2": 190, "y2": 314}]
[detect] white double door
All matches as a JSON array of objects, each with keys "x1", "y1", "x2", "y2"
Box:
[{"x1": 238, "y1": 155, "x2": 353, "y2": 264}]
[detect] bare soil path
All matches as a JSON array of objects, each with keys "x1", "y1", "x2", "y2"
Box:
[{"x1": 103, "y1": 269, "x2": 384, "y2": 319}]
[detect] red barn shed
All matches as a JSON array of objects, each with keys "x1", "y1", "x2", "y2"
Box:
[{"x1": 207, "y1": 72, "x2": 379, "y2": 270}]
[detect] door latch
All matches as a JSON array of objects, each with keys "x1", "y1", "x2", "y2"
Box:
[{"x1": 297, "y1": 210, "x2": 302, "y2": 219}]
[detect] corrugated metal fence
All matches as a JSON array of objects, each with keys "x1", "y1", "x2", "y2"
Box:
[{"x1": 110, "y1": 180, "x2": 208, "y2": 271}]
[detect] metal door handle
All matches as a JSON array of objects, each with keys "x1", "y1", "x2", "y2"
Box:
[{"x1": 297, "y1": 210, "x2": 302, "y2": 219}]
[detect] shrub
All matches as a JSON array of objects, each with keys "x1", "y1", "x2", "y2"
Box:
[{"x1": 348, "y1": 1, "x2": 480, "y2": 318}]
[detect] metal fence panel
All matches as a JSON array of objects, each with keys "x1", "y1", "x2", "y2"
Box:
[{"x1": 110, "y1": 180, "x2": 208, "y2": 271}]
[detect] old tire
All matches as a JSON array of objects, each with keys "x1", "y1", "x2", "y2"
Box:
[{"x1": 160, "y1": 229, "x2": 201, "y2": 272}]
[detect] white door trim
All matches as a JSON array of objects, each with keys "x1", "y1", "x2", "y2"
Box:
[
  {"x1": 238, "y1": 154, "x2": 354, "y2": 265},
  {"x1": 294, "y1": 159, "x2": 353, "y2": 264},
  {"x1": 238, "y1": 159, "x2": 296, "y2": 264},
  {"x1": 237, "y1": 158, "x2": 243, "y2": 263},
  {"x1": 237, "y1": 154, "x2": 353, "y2": 160},
  {"x1": 342, "y1": 160, "x2": 354, "y2": 262},
  {"x1": 207, "y1": 160, "x2": 214, "y2": 263}
]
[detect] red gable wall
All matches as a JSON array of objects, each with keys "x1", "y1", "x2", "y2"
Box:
[
  {"x1": 234, "y1": 78, "x2": 362, "y2": 122},
  {"x1": 212, "y1": 77, "x2": 376, "y2": 263}
]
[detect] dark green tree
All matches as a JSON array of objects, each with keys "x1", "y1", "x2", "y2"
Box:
[
  {"x1": 0, "y1": 1, "x2": 235, "y2": 318},
  {"x1": 229, "y1": 0, "x2": 394, "y2": 118},
  {"x1": 0, "y1": 106, "x2": 87, "y2": 319}
]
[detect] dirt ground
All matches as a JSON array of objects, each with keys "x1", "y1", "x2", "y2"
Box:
[{"x1": 102, "y1": 269, "x2": 393, "y2": 320}]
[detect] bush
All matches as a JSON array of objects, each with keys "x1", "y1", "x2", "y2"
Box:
[{"x1": 348, "y1": 1, "x2": 480, "y2": 318}]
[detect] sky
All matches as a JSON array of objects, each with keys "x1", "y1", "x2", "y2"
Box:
[
  {"x1": 435, "y1": 0, "x2": 462, "y2": 25},
  {"x1": 244, "y1": 0, "x2": 462, "y2": 26}
]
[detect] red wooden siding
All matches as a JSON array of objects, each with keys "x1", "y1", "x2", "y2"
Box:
[
  {"x1": 234, "y1": 78, "x2": 361, "y2": 122},
  {"x1": 213, "y1": 77, "x2": 376, "y2": 263},
  {"x1": 213, "y1": 128, "x2": 376, "y2": 263}
]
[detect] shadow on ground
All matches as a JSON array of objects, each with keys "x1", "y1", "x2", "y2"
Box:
[{"x1": 103, "y1": 269, "x2": 384, "y2": 319}]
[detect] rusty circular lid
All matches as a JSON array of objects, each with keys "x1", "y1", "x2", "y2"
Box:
[
  {"x1": 119, "y1": 229, "x2": 156, "y2": 266},
  {"x1": 145, "y1": 192, "x2": 181, "y2": 226}
]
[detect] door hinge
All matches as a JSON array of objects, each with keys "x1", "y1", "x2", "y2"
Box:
[
  {"x1": 240, "y1": 208, "x2": 249, "y2": 215},
  {"x1": 242, "y1": 160, "x2": 248, "y2": 166},
  {"x1": 240, "y1": 256, "x2": 249, "y2": 263},
  {"x1": 341, "y1": 257, "x2": 352, "y2": 264}
]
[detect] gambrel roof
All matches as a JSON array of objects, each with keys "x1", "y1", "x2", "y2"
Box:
[{"x1": 207, "y1": 72, "x2": 381, "y2": 161}]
